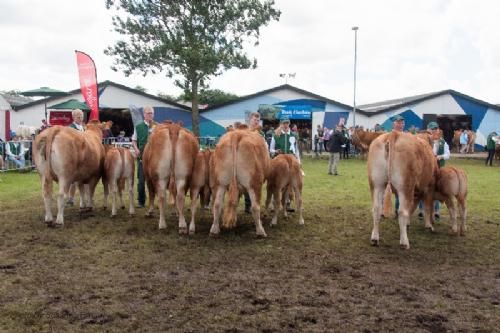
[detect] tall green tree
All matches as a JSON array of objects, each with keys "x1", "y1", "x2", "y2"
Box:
[{"x1": 105, "y1": 0, "x2": 280, "y2": 136}]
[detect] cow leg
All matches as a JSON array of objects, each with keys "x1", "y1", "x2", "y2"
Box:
[
  {"x1": 398, "y1": 192, "x2": 412, "y2": 249},
  {"x1": 103, "y1": 178, "x2": 109, "y2": 210},
  {"x1": 88, "y1": 180, "x2": 99, "y2": 210},
  {"x1": 189, "y1": 187, "x2": 200, "y2": 235},
  {"x1": 111, "y1": 179, "x2": 118, "y2": 217},
  {"x1": 248, "y1": 186, "x2": 267, "y2": 237},
  {"x1": 56, "y1": 180, "x2": 71, "y2": 226},
  {"x1": 146, "y1": 180, "x2": 155, "y2": 217},
  {"x1": 78, "y1": 183, "x2": 86, "y2": 209},
  {"x1": 42, "y1": 175, "x2": 54, "y2": 223},
  {"x1": 423, "y1": 194, "x2": 434, "y2": 231},
  {"x1": 118, "y1": 178, "x2": 125, "y2": 209},
  {"x1": 265, "y1": 183, "x2": 272, "y2": 211},
  {"x1": 157, "y1": 180, "x2": 168, "y2": 229},
  {"x1": 458, "y1": 196, "x2": 467, "y2": 236},
  {"x1": 176, "y1": 179, "x2": 188, "y2": 235},
  {"x1": 127, "y1": 177, "x2": 135, "y2": 216},
  {"x1": 370, "y1": 185, "x2": 384, "y2": 246},
  {"x1": 282, "y1": 187, "x2": 289, "y2": 219},
  {"x1": 210, "y1": 185, "x2": 226, "y2": 236},
  {"x1": 444, "y1": 198, "x2": 457, "y2": 235},
  {"x1": 271, "y1": 187, "x2": 281, "y2": 226},
  {"x1": 294, "y1": 183, "x2": 304, "y2": 225}
]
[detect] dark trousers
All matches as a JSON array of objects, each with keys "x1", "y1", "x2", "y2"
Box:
[
  {"x1": 244, "y1": 192, "x2": 251, "y2": 210},
  {"x1": 486, "y1": 149, "x2": 495, "y2": 166},
  {"x1": 137, "y1": 160, "x2": 146, "y2": 206}
]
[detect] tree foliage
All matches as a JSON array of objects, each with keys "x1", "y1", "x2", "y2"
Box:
[
  {"x1": 179, "y1": 89, "x2": 239, "y2": 106},
  {"x1": 105, "y1": 0, "x2": 280, "y2": 136}
]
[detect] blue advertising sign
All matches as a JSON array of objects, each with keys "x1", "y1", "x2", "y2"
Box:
[{"x1": 277, "y1": 105, "x2": 312, "y2": 120}]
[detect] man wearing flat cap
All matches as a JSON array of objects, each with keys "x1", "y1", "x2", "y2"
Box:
[
  {"x1": 391, "y1": 114, "x2": 405, "y2": 132},
  {"x1": 269, "y1": 116, "x2": 301, "y2": 163}
]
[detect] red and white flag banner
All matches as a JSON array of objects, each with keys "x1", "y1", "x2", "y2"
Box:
[{"x1": 75, "y1": 50, "x2": 99, "y2": 121}]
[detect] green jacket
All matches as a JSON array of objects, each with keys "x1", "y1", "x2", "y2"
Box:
[
  {"x1": 9, "y1": 142, "x2": 20, "y2": 156},
  {"x1": 135, "y1": 121, "x2": 156, "y2": 157},
  {"x1": 273, "y1": 131, "x2": 298, "y2": 155},
  {"x1": 486, "y1": 133, "x2": 498, "y2": 150},
  {"x1": 436, "y1": 138, "x2": 445, "y2": 168}
]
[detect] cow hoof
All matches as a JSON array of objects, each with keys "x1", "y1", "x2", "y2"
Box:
[
  {"x1": 129, "y1": 213, "x2": 135, "y2": 217},
  {"x1": 110, "y1": 214, "x2": 117, "y2": 218},
  {"x1": 371, "y1": 239, "x2": 379, "y2": 246},
  {"x1": 45, "y1": 221, "x2": 54, "y2": 227},
  {"x1": 400, "y1": 244, "x2": 410, "y2": 250},
  {"x1": 145, "y1": 212, "x2": 153, "y2": 218},
  {"x1": 209, "y1": 232, "x2": 220, "y2": 238},
  {"x1": 425, "y1": 226, "x2": 435, "y2": 232},
  {"x1": 179, "y1": 227, "x2": 188, "y2": 235},
  {"x1": 256, "y1": 232, "x2": 267, "y2": 238}
]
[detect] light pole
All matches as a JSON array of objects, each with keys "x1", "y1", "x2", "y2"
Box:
[{"x1": 352, "y1": 26, "x2": 358, "y2": 128}]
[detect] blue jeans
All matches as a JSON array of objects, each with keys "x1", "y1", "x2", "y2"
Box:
[
  {"x1": 7, "y1": 155, "x2": 25, "y2": 169},
  {"x1": 418, "y1": 200, "x2": 440, "y2": 213}
]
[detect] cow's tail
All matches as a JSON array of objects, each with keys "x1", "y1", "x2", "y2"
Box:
[
  {"x1": 223, "y1": 133, "x2": 240, "y2": 229},
  {"x1": 169, "y1": 126, "x2": 180, "y2": 202},
  {"x1": 383, "y1": 132, "x2": 398, "y2": 211},
  {"x1": 450, "y1": 166, "x2": 468, "y2": 198},
  {"x1": 42, "y1": 127, "x2": 63, "y2": 180}
]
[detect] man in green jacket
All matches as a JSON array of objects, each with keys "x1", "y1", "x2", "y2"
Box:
[
  {"x1": 418, "y1": 121, "x2": 450, "y2": 220},
  {"x1": 485, "y1": 131, "x2": 499, "y2": 166},
  {"x1": 269, "y1": 117, "x2": 300, "y2": 163},
  {"x1": 132, "y1": 106, "x2": 157, "y2": 208}
]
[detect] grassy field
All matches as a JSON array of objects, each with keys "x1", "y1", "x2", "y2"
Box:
[{"x1": 0, "y1": 157, "x2": 499, "y2": 332}]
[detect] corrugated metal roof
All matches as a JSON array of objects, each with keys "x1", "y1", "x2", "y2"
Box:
[{"x1": 0, "y1": 93, "x2": 33, "y2": 107}]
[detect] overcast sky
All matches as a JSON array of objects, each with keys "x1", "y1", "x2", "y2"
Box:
[{"x1": 1, "y1": 0, "x2": 499, "y2": 105}]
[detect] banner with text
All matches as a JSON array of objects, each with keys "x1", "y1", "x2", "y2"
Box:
[
  {"x1": 75, "y1": 50, "x2": 99, "y2": 121},
  {"x1": 278, "y1": 104, "x2": 312, "y2": 120}
]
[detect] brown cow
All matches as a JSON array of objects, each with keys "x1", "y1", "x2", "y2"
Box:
[
  {"x1": 33, "y1": 121, "x2": 105, "y2": 226},
  {"x1": 434, "y1": 166, "x2": 468, "y2": 235},
  {"x1": 142, "y1": 123, "x2": 199, "y2": 234},
  {"x1": 209, "y1": 129, "x2": 270, "y2": 237},
  {"x1": 368, "y1": 131, "x2": 438, "y2": 249},
  {"x1": 103, "y1": 145, "x2": 135, "y2": 217},
  {"x1": 265, "y1": 154, "x2": 304, "y2": 226},
  {"x1": 188, "y1": 149, "x2": 213, "y2": 233},
  {"x1": 351, "y1": 128, "x2": 385, "y2": 158}
]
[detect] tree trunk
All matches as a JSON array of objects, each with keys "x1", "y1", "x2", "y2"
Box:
[{"x1": 191, "y1": 79, "x2": 200, "y2": 137}]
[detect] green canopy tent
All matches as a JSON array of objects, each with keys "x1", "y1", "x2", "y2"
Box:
[
  {"x1": 20, "y1": 87, "x2": 70, "y2": 120},
  {"x1": 48, "y1": 99, "x2": 90, "y2": 111}
]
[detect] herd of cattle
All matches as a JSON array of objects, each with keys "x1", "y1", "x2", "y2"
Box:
[
  {"x1": 32, "y1": 121, "x2": 303, "y2": 239},
  {"x1": 32, "y1": 122, "x2": 468, "y2": 249}
]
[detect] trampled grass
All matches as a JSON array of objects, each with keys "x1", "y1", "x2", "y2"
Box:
[{"x1": 0, "y1": 157, "x2": 499, "y2": 332}]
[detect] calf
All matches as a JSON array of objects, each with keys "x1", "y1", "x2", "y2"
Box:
[
  {"x1": 142, "y1": 123, "x2": 199, "y2": 234},
  {"x1": 209, "y1": 129, "x2": 270, "y2": 236},
  {"x1": 188, "y1": 149, "x2": 213, "y2": 233},
  {"x1": 434, "y1": 166, "x2": 468, "y2": 235},
  {"x1": 265, "y1": 154, "x2": 304, "y2": 226},
  {"x1": 103, "y1": 145, "x2": 135, "y2": 217}
]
